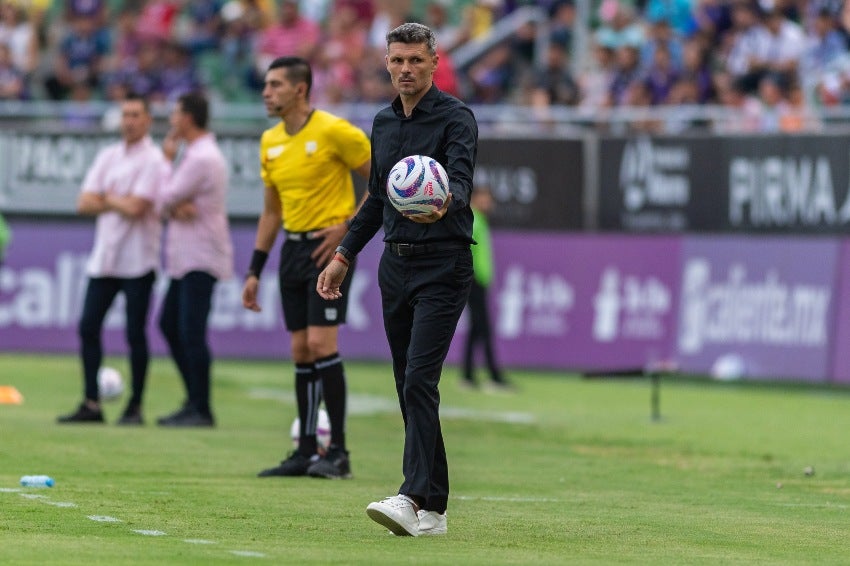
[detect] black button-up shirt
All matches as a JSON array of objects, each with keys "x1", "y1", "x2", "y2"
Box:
[{"x1": 340, "y1": 84, "x2": 479, "y2": 256}]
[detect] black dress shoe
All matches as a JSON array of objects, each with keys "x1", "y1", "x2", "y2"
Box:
[{"x1": 57, "y1": 402, "x2": 104, "y2": 424}]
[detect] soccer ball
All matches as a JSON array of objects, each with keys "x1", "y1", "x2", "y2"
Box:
[
  {"x1": 290, "y1": 408, "x2": 331, "y2": 452},
  {"x1": 97, "y1": 366, "x2": 124, "y2": 401},
  {"x1": 386, "y1": 154, "x2": 450, "y2": 215}
]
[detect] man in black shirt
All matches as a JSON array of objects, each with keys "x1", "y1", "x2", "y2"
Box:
[{"x1": 317, "y1": 22, "x2": 478, "y2": 537}]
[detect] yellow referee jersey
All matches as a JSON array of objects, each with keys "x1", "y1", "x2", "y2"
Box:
[{"x1": 259, "y1": 109, "x2": 371, "y2": 233}]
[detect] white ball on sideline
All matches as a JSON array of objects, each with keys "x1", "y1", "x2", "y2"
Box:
[
  {"x1": 386, "y1": 154, "x2": 450, "y2": 216},
  {"x1": 97, "y1": 366, "x2": 125, "y2": 401},
  {"x1": 290, "y1": 408, "x2": 331, "y2": 452}
]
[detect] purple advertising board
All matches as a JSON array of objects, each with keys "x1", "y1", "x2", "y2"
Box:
[
  {"x1": 468, "y1": 233, "x2": 681, "y2": 371},
  {"x1": 676, "y1": 236, "x2": 838, "y2": 381},
  {"x1": 1, "y1": 221, "x2": 683, "y2": 373}
]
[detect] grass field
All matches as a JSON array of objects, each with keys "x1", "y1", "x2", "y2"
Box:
[{"x1": 1, "y1": 353, "x2": 850, "y2": 565}]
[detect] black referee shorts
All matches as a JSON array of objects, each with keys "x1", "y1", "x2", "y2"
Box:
[{"x1": 278, "y1": 237, "x2": 354, "y2": 331}]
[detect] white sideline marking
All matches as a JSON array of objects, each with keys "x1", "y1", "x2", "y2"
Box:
[
  {"x1": 43, "y1": 501, "x2": 77, "y2": 508},
  {"x1": 454, "y1": 495, "x2": 561, "y2": 503},
  {"x1": 247, "y1": 389, "x2": 535, "y2": 423},
  {"x1": 0, "y1": 488, "x2": 22, "y2": 492},
  {"x1": 229, "y1": 550, "x2": 267, "y2": 558},
  {"x1": 88, "y1": 515, "x2": 122, "y2": 522},
  {"x1": 133, "y1": 530, "x2": 167, "y2": 536},
  {"x1": 19, "y1": 493, "x2": 47, "y2": 499},
  {"x1": 183, "y1": 539, "x2": 217, "y2": 545}
]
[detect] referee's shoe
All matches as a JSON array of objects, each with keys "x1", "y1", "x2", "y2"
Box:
[{"x1": 307, "y1": 446, "x2": 352, "y2": 479}]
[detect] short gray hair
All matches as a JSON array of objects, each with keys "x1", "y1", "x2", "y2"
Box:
[{"x1": 386, "y1": 23, "x2": 437, "y2": 56}]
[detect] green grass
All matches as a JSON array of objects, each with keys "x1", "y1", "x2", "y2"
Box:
[{"x1": 1, "y1": 353, "x2": 849, "y2": 564}]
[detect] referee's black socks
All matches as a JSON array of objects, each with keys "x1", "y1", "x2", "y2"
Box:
[
  {"x1": 315, "y1": 353, "x2": 347, "y2": 451},
  {"x1": 294, "y1": 362, "x2": 321, "y2": 456}
]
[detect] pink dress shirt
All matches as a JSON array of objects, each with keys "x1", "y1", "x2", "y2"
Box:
[
  {"x1": 81, "y1": 135, "x2": 164, "y2": 278},
  {"x1": 159, "y1": 132, "x2": 234, "y2": 281}
]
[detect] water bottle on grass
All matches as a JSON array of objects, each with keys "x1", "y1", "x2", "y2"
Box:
[{"x1": 20, "y1": 475, "x2": 54, "y2": 487}]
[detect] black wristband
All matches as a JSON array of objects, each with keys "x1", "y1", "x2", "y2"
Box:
[
  {"x1": 246, "y1": 249, "x2": 269, "y2": 279},
  {"x1": 345, "y1": 218, "x2": 353, "y2": 228},
  {"x1": 335, "y1": 245, "x2": 354, "y2": 263}
]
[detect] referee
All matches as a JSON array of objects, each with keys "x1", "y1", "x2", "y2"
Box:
[
  {"x1": 243, "y1": 57, "x2": 371, "y2": 479},
  {"x1": 318, "y1": 23, "x2": 478, "y2": 536}
]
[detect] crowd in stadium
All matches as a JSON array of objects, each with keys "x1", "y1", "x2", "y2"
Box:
[{"x1": 1, "y1": 0, "x2": 849, "y2": 131}]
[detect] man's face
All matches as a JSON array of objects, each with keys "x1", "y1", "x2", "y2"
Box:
[
  {"x1": 386, "y1": 41, "x2": 438, "y2": 98},
  {"x1": 169, "y1": 103, "x2": 189, "y2": 137},
  {"x1": 262, "y1": 67, "x2": 302, "y2": 117},
  {"x1": 120, "y1": 100, "x2": 151, "y2": 144}
]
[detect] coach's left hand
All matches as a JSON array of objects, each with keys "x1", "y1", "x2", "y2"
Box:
[
  {"x1": 310, "y1": 222, "x2": 348, "y2": 268},
  {"x1": 409, "y1": 193, "x2": 452, "y2": 224}
]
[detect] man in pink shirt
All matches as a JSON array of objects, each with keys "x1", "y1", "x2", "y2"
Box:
[
  {"x1": 58, "y1": 93, "x2": 165, "y2": 426},
  {"x1": 156, "y1": 91, "x2": 234, "y2": 428}
]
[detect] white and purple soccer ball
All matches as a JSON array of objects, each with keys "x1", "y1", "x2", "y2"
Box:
[
  {"x1": 386, "y1": 154, "x2": 450, "y2": 216},
  {"x1": 290, "y1": 408, "x2": 331, "y2": 452},
  {"x1": 97, "y1": 366, "x2": 124, "y2": 401}
]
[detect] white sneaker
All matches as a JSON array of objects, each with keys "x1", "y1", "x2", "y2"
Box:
[
  {"x1": 366, "y1": 495, "x2": 419, "y2": 536},
  {"x1": 417, "y1": 510, "x2": 447, "y2": 536}
]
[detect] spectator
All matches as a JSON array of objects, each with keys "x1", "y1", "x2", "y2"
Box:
[
  {"x1": 432, "y1": 46, "x2": 460, "y2": 98},
  {"x1": 311, "y1": 3, "x2": 366, "y2": 104},
  {"x1": 0, "y1": 42, "x2": 25, "y2": 99},
  {"x1": 742, "y1": 72, "x2": 792, "y2": 132},
  {"x1": 803, "y1": 8, "x2": 847, "y2": 103},
  {"x1": 644, "y1": 0, "x2": 693, "y2": 36},
  {"x1": 725, "y1": 0, "x2": 769, "y2": 94},
  {"x1": 65, "y1": 0, "x2": 106, "y2": 25},
  {"x1": 424, "y1": 0, "x2": 461, "y2": 52},
  {"x1": 760, "y1": 7, "x2": 807, "y2": 89},
  {"x1": 159, "y1": 41, "x2": 201, "y2": 102},
  {"x1": 596, "y1": 0, "x2": 644, "y2": 50},
  {"x1": 579, "y1": 35, "x2": 617, "y2": 112},
  {"x1": 107, "y1": 41, "x2": 161, "y2": 101},
  {"x1": 468, "y1": 43, "x2": 514, "y2": 103},
  {"x1": 608, "y1": 43, "x2": 642, "y2": 106},
  {"x1": 181, "y1": 0, "x2": 224, "y2": 55},
  {"x1": 679, "y1": 37, "x2": 715, "y2": 103},
  {"x1": 549, "y1": 0, "x2": 575, "y2": 47},
  {"x1": 529, "y1": 34, "x2": 580, "y2": 107},
  {"x1": 0, "y1": 1, "x2": 37, "y2": 80},
  {"x1": 691, "y1": 0, "x2": 734, "y2": 44},
  {"x1": 136, "y1": 0, "x2": 180, "y2": 44},
  {"x1": 106, "y1": 7, "x2": 143, "y2": 73},
  {"x1": 643, "y1": 42, "x2": 680, "y2": 105},
  {"x1": 640, "y1": 17, "x2": 683, "y2": 72},
  {"x1": 248, "y1": 0, "x2": 320, "y2": 90},
  {"x1": 44, "y1": 13, "x2": 109, "y2": 100},
  {"x1": 219, "y1": 0, "x2": 270, "y2": 73}
]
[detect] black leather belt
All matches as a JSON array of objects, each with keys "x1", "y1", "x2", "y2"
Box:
[
  {"x1": 286, "y1": 231, "x2": 320, "y2": 241},
  {"x1": 386, "y1": 242, "x2": 469, "y2": 257}
]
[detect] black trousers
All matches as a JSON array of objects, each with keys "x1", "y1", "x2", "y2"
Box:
[
  {"x1": 78, "y1": 271, "x2": 156, "y2": 404},
  {"x1": 378, "y1": 246, "x2": 472, "y2": 513},
  {"x1": 158, "y1": 271, "x2": 217, "y2": 416},
  {"x1": 463, "y1": 281, "x2": 503, "y2": 383}
]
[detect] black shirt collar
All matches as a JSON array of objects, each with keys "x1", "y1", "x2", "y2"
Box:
[{"x1": 391, "y1": 83, "x2": 440, "y2": 117}]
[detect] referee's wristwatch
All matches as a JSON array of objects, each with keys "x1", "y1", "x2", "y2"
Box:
[{"x1": 335, "y1": 246, "x2": 354, "y2": 264}]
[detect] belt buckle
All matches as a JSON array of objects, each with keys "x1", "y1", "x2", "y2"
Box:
[{"x1": 395, "y1": 243, "x2": 414, "y2": 256}]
